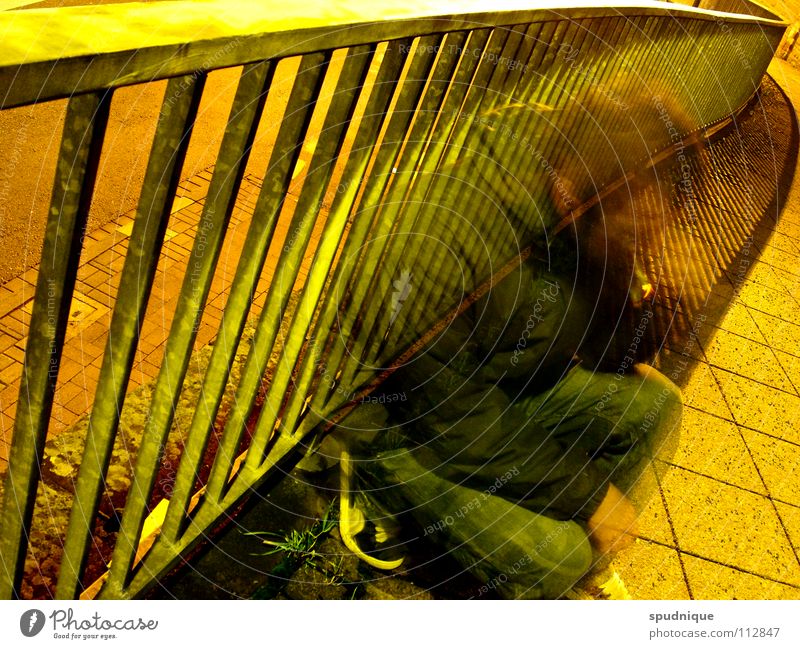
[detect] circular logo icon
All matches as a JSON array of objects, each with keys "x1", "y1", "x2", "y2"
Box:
[{"x1": 20, "y1": 609, "x2": 45, "y2": 637}]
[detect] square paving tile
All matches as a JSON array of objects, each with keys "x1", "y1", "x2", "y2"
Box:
[
  {"x1": 711, "y1": 367, "x2": 800, "y2": 445},
  {"x1": 756, "y1": 262, "x2": 800, "y2": 298},
  {"x1": 680, "y1": 362, "x2": 735, "y2": 420},
  {"x1": 664, "y1": 332, "x2": 704, "y2": 364},
  {"x1": 747, "y1": 307, "x2": 800, "y2": 355},
  {"x1": 735, "y1": 280, "x2": 797, "y2": 320},
  {"x1": 704, "y1": 301, "x2": 767, "y2": 346},
  {"x1": 610, "y1": 540, "x2": 689, "y2": 599},
  {"x1": 772, "y1": 349, "x2": 800, "y2": 396},
  {"x1": 755, "y1": 230, "x2": 800, "y2": 258},
  {"x1": 741, "y1": 429, "x2": 800, "y2": 507},
  {"x1": 653, "y1": 348, "x2": 693, "y2": 386},
  {"x1": 738, "y1": 259, "x2": 787, "y2": 290},
  {"x1": 774, "y1": 502, "x2": 800, "y2": 556},
  {"x1": 774, "y1": 209, "x2": 800, "y2": 232},
  {"x1": 702, "y1": 330, "x2": 794, "y2": 393},
  {"x1": 664, "y1": 407, "x2": 764, "y2": 493},
  {"x1": 757, "y1": 246, "x2": 800, "y2": 275},
  {"x1": 626, "y1": 464, "x2": 674, "y2": 547},
  {"x1": 682, "y1": 554, "x2": 800, "y2": 599},
  {"x1": 657, "y1": 464, "x2": 798, "y2": 585},
  {"x1": 21, "y1": 290, "x2": 111, "y2": 341}
]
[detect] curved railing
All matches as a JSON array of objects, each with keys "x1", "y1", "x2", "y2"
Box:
[{"x1": 0, "y1": 0, "x2": 786, "y2": 599}]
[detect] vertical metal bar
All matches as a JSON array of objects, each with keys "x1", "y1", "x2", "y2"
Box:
[
  {"x1": 426, "y1": 27, "x2": 516, "y2": 169},
  {"x1": 116, "y1": 40, "x2": 412, "y2": 597},
  {"x1": 702, "y1": 20, "x2": 732, "y2": 118},
  {"x1": 327, "y1": 31, "x2": 471, "y2": 393},
  {"x1": 156, "y1": 57, "x2": 327, "y2": 544},
  {"x1": 323, "y1": 25, "x2": 542, "y2": 397},
  {"x1": 393, "y1": 21, "x2": 578, "y2": 334},
  {"x1": 216, "y1": 47, "x2": 374, "y2": 478},
  {"x1": 673, "y1": 18, "x2": 701, "y2": 120},
  {"x1": 360, "y1": 24, "x2": 540, "y2": 360},
  {"x1": 575, "y1": 15, "x2": 662, "y2": 189},
  {"x1": 500, "y1": 17, "x2": 599, "y2": 233},
  {"x1": 376, "y1": 29, "x2": 529, "y2": 366},
  {"x1": 205, "y1": 45, "x2": 376, "y2": 497},
  {"x1": 375, "y1": 26, "x2": 560, "y2": 359},
  {"x1": 627, "y1": 15, "x2": 675, "y2": 150},
  {"x1": 0, "y1": 90, "x2": 111, "y2": 599},
  {"x1": 300, "y1": 34, "x2": 451, "y2": 408},
  {"x1": 155, "y1": 49, "x2": 339, "y2": 526},
  {"x1": 115, "y1": 50, "x2": 334, "y2": 594},
  {"x1": 392, "y1": 29, "x2": 490, "y2": 211},
  {"x1": 669, "y1": 19, "x2": 705, "y2": 127},
  {"x1": 679, "y1": 19, "x2": 710, "y2": 117},
  {"x1": 711, "y1": 22, "x2": 741, "y2": 115},
  {"x1": 737, "y1": 27, "x2": 762, "y2": 97},
  {"x1": 548, "y1": 16, "x2": 630, "y2": 191},
  {"x1": 442, "y1": 24, "x2": 527, "y2": 158},
  {"x1": 362, "y1": 29, "x2": 493, "y2": 357},
  {"x1": 285, "y1": 36, "x2": 440, "y2": 426},
  {"x1": 250, "y1": 41, "x2": 416, "y2": 461},
  {"x1": 570, "y1": 15, "x2": 636, "y2": 180},
  {"x1": 55, "y1": 74, "x2": 207, "y2": 598},
  {"x1": 464, "y1": 19, "x2": 569, "y2": 230},
  {"x1": 97, "y1": 60, "x2": 276, "y2": 597},
  {"x1": 496, "y1": 22, "x2": 544, "y2": 109},
  {"x1": 556, "y1": 15, "x2": 647, "y2": 201}
]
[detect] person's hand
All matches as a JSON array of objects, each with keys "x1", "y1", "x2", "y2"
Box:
[{"x1": 586, "y1": 482, "x2": 638, "y2": 555}]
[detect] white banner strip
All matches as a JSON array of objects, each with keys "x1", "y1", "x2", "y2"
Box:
[{"x1": 1, "y1": 600, "x2": 799, "y2": 648}]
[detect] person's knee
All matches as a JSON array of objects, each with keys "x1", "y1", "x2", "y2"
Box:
[
  {"x1": 634, "y1": 364, "x2": 683, "y2": 423},
  {"x1": 631, "y1": 363, "x2": 683, "y2": 455},
  {"x1": 635, "y1": 364, "x2": 682, "y2": 402}
]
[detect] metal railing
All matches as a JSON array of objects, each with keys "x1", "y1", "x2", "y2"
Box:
[{"x1": 0, "y1": 0, "x2": 786, "y2": 599}]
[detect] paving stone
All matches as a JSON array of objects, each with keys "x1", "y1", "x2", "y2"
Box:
[
  {"x1": 609, "y1": 540, "x2": 689, "y2": 599},
  {"x1": 0, "y1": 359, "x2": 22, "y2": 386},
  {"x1": 747, "y1": 306, "x2": 800, "y2": 355},
  {"x1": 703, "y1": 302, "x2": 766, "y2": 346},
  {"x1": 756, "y1": 246, "x2": 800, "y2": 276},
  {"x1": 680, "y1": 362, "x2": 735, "y2": 420},
  {"x1": 741, "y1": 429, "x2": 800, "y2": 506},
  {"x1": 628, "y1": 465, "x2": 675, "y2": 547},
  {"x1": 664, "y1": 407, "x2": 764, "y2": 493},
  {"x1": 657, "y1": 464, "x2": 798, "y2": 585},
  {"x1": 712, "y1": 367, "x2": 800, "y2": 445},
  {"x1": 703, "y1": 331, "x2": 794, "y2": 392},
  {"x1": 774, "y1": 501, "x2": 800, "y2": 557},
  {"x1": 772, "y1": 348, "x2": 800, "y2": 396},
  {"x1": 682, "y1": 554, "x2": 800, "y2": 599}
]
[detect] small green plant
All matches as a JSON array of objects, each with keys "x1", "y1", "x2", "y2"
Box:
[
  {"x1": 245, "y1": 499, "x2": 338, "y2": 573},
  {"x1": 324, "y1": 556, "x2": 345, "y2": 586}
]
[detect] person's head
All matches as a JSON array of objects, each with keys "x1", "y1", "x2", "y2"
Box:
[
  {"x1": 567, "y1": 174, "x2": 659, "y2": 371},
  {"x1": 547, "y1": 83, "x2": 702, "y2": 371}
]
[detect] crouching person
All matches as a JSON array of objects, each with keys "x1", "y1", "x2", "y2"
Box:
[
  {"x1": 354, "y1": 358, "x2": 682, "y2": 599},
  {"x1": 335, "y1": 242, "x2": 683, "y2": 597}
]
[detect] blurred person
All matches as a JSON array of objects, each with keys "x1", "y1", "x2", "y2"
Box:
[{"x1": 332, "y1": 77, "x2": 690, "y2": 598}]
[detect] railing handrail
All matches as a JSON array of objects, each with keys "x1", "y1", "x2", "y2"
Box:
[
  {"x1": 697, "y1": 0, "x2": 785, "y2": 22},
  {"x1": 0, "y1": 0, "x2": 786, "y2": 109}
]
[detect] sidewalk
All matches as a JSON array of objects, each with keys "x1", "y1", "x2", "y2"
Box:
[{"x1": 0, "y1": 170, "x2": 271, "y2": 471}]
